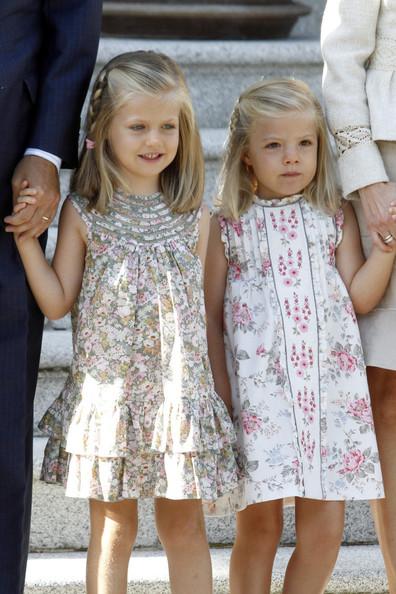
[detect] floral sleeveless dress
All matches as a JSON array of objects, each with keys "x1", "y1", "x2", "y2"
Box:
[
  {"x1": 39, "y1": 192, "x2": 238, "y2": 502},
  {"x1": 212, "y1": 194, "x2": 383, "y2": 512}
]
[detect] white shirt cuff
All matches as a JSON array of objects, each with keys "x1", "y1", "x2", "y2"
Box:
[{"x1": 24, "y1": 148, "x2": 62, "y2": 172}]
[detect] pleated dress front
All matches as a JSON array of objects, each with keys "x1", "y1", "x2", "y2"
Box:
[{"x1": 39, "y1": 192, "x2": 238, "y2": 503}]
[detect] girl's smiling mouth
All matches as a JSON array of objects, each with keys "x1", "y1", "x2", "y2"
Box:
[{"x1": 139, "y1": 152, "x2": 163, "y2": 161}]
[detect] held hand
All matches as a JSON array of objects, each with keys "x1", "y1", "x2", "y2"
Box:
[
  {"x1": 359, "y1": 182, "x2": 396, "y2": 252},
  {"x1": 13, "y1": 187, "x2": 39, "y2": 244},
  {"x1": 4, "y1": 155, "x2": 60, "y2": 238}
]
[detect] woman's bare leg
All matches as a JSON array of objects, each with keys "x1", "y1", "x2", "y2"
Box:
[
  {"x1": 86, "y1": 498, "x2": 138, "y2": 594},
  {"x1": 282, "y1": 498, "x2": 344, "y2": 594},
  {"x1": 155, "y1": 498, "x2": 212, "y2": 594},
  {"x1": 368, "y1": 366, "x2": 396, "y2": 593},
  {"x1": 230, "y1": 500, "x2": 283, "y2": 594}
]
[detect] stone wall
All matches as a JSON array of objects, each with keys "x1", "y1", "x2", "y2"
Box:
[{"x1": 292, "y1": 0, "x2": 326, "y2": 38}]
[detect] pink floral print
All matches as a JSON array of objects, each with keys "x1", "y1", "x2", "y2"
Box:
[
  {"x1": 241, "y1": 410, "x2": 263, "y2": 435},
  {"x1": 340, "y1": 450, "x2": 366, "y2": 475},
  {"x1": 213, "y1": 195, "x2": 383, "y2": 514},
  {"x1": 332, "y1": 349, "x2": 358, "y2": 374}
]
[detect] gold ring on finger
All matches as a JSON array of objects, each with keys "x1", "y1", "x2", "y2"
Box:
[{"x1": 41, "y1": 215, "x2": 50, "y2": 222}]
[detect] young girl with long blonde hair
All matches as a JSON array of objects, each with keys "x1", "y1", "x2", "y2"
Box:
[
  {"x1": 11, "y1": 50, "x2": 238, "y2": 594},
  {"x1": 205, "y1": 78, "x2": 394, "y2": 594}
]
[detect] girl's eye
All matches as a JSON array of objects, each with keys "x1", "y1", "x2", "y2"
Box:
[
  {"x1": 300, "y1": 139, "x2": 313, "y2": 146},
  {"x1": 163, "y1": 123, "x2": 177, "y2": 130},
  {"x1": 129, "y1": 124, "x2": 144, "y2": 131},
  {"x1": 265, "y1": 142, "x2": 281, "y2": 149}
]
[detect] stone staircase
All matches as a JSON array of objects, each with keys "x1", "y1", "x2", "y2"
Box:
[
  {"x1": 101, "y1": 1, "x2": 310, "y2": 40},
  {"x1": 32, "y1": 35, "x2": 387, "y2": 592}
]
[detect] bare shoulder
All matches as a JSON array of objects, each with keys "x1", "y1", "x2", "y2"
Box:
[
  {"x1": 207, "y1": 210, "x2": 222, "y2": 238},
  {"x1": 60, "y1": 196, "x2": 88, "y2": 243},
  {"x1": 207, "y1": 211, "x2": 228, "y2": 264},
  {"x1": 198, "y1": 204, "x2": 211, "y2": 231}
]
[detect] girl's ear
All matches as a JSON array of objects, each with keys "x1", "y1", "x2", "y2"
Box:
[{"x1": 242, "y1": 152, "x2": 252, "y2": 166}]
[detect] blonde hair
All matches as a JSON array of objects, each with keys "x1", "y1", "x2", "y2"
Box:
[
  {"x1": 217, "y1": 78, "x2": 340, "y2": 219},
  {"x1": 71, "y1": 51, "x2": 204, "y2": 213}
]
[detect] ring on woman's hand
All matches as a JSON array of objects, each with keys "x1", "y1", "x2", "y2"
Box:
[
  {"x1": 41, "y1": 215, "x2": 50, "y2": 222},
  {"x1": 381, "y1": 233, "x2": 394, "y2": 244}
]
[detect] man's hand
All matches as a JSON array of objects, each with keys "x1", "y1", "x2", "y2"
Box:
[
  {"x1": 359, "y1": 182, "x2": 396, "y2": 252},
  {"x1": 4, "y1": 155, "x2": 60, "y2": 238}
]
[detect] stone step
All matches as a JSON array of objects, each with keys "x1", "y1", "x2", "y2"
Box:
[
  {"x1": 101, "y1": 2, "x2": 310, "y2": 40},
  {"x1": 25, "y1": 546, "x2": 387, "y2": 593}
]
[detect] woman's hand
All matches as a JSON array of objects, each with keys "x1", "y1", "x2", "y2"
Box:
[{"x1": 359, "y1": 182, "x2": 396, "y2": 252}]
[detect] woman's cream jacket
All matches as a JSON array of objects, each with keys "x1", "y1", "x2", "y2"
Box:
[{"x1": 321, "y1": 0, "x2": 396, "y2": 197}]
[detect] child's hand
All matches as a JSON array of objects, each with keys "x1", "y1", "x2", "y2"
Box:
[
  {"x1": 13, "y1": 186, "x2": 38, "y2": 215},
  {"x1": 12, "y1": 186, "x2": 39, "y2": 242}
]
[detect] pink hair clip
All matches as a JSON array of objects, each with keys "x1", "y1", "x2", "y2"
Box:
[{"x1": 85, "y1": 138, "x2": 95, "y2": 150}]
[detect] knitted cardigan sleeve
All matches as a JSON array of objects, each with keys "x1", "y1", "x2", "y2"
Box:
[{"x1": 321, "y1": 0, "x2": 389, "y2": 197}]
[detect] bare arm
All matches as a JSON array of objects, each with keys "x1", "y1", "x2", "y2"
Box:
[
  {"x1": 14, "y1": 197, "x2": 87, "y2": 320},
  {"x1": 336, "y1": 202, "x2": 396, "y2": 314},
  {"x1": 196, "y1": 205, "x2": 211, "y2": 270},
  {"x1": 204, "y1": 216, "x2": 232, "y2": 416}
]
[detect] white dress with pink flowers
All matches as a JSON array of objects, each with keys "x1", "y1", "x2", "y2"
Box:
[{"x1": 218, "y1": 194, "x2": 383, "y2": 508}]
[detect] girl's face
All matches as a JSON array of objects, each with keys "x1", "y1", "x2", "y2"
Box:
[
  {"x1": 244, "y1": 110, "x2": 318, "y2": 200},
  {"x1": 107, "y1": 91, "x2": 180, "y2": 195}
]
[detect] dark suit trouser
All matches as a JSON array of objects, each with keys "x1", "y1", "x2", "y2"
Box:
[{"x1": 0, "y1": 80, "x2": 45, "y2": 594}]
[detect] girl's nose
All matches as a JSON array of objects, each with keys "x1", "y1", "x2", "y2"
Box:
[
  {"x1": 146, "y1": 130, "x2": 161, "y2": 146},
  {"x1": 283, "y1": 147, "x2": 299, "y2": 164}
]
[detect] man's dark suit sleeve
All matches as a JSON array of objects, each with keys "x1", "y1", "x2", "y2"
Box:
[{"x1": 28, "y1": 0, "x2": 102, "y2": 168}]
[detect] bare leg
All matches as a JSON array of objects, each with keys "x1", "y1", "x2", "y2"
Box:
[
  {"x1": 282, "y1": 498, "x2": 344, "y2": 594},
  {"x1": 155, "y1": 498, "x2": 212, "y2": 594},
  {"x1": 230, "y1": 500, "x2": 283, "y2": 594},
  {"x1": 86, "y1": 499, "x2": 138, "y2": 594},
  {"x1": 368, "y1": 367, "x2": 396, "y2": 593}
]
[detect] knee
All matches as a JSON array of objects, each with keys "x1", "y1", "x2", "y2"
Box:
[
  {"x1": 252, "y1": 516, "x2": 283, "y2": 548},
  {"x1": 157, "y1": 510, "x2": 207, "y2": 550},
  {"x1": 109, "y1": 517, "x2": 138, "y2": 545},
  {"x1": 90, "y1": 501, "x2": 138, "y2": 553},
  {"x1": 297, "y1": 519, "x2": 343, "y2": 556},
  {"x1": 237, "y1": 509, "x2": 283, "y2": 550}
]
